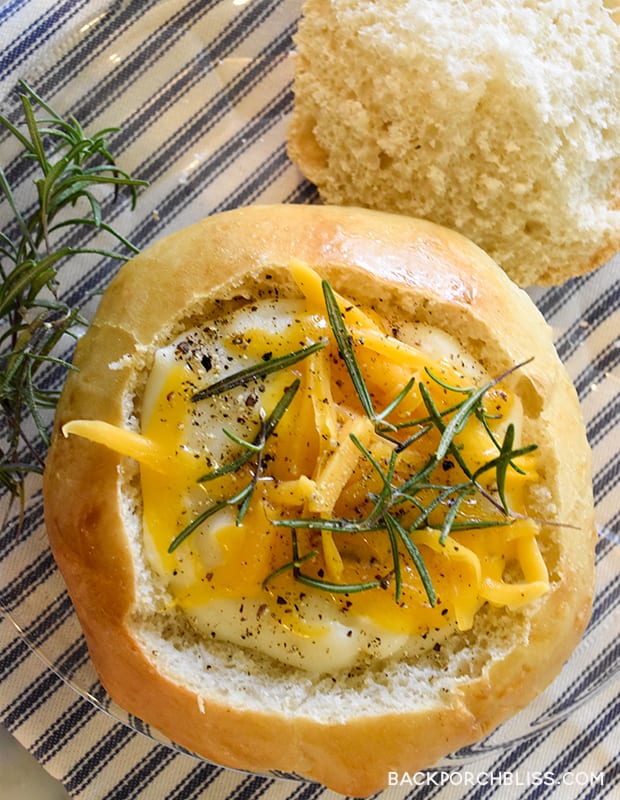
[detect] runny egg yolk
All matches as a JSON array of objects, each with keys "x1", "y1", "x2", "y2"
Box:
[{"x1": 63, "y1": 261, "x2": 549, "y2": 673}]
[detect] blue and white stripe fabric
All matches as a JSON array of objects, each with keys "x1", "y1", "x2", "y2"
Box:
[{"x1": 0, "y1": 1, "x2": 618, "y2": 798}]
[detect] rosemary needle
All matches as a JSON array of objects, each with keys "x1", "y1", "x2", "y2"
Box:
[
  {"x1": 322, "y1": 279, "x2": 375, "y2": 420},
  {"x1": 191, "y1": 339, "x2": 327, "y2": 401}
]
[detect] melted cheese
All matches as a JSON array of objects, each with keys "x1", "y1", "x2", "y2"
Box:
[{"x1": 63, "y1": 263, "x2": 549, "y2": 673}]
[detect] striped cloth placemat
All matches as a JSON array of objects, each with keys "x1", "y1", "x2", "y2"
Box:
[{"x1": 1, "y1": 2, "x2": 618, "y2": 798}]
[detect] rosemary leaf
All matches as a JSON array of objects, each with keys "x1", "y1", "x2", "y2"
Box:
[
  {"x1": 168, "y1": 483, "x2": 253, "y2": 554},
  {"x1": 417, "y1": 381, "x2": 474, "y2": 478},
  {"x1": 191, "y1": 341, "x2": 326, "y2": 401},
  {"x1": 472, "y1": 433, "x2": 538, "y2": 513},
  {"x1": 235, "y1": 481, "x2": 255, "y2": 525},
  {"x1": 408, "y1": 484, "x2": 466, "y2": 533},
  {"x1": 350, "y1": 435, "x2": 398, "y2": 525},
  {"x1": 322, "y1": 279, "x2": 375, "y2": 420},
  {"x1": 168, "y1": 498, "x2": 230, "y2": 553},
  {"x1": 385, "y1": 513, "x2": 436, "y2": 606},
  {"x1": 375, "y1": 375, "x2": 416, "y2": 425},
  {"x1": 294, "y1": 572, "x2": 383, "y2": 594},
  {"x1": 262, "y1": 378, "x2": 301, "y2": 437},
  {"x1": 272, "y1": 517, "x2": 385, "y2": 533},
  {"x1": 196, "y1": 448, "x2": 255, "y2": 483},
  {"x1": 386, "y1": 520, "x2": 402, "y2": 602},
  {"x1": 449, "y1": 519, "x2": 514, "y2": 531},
  {"x1": 222, "y1": 427, "x2": 264, "y2": 452},
  {"x1": 439, "y1": 487, "x2": 474, "y2": 544},
  {"x1": 261, "y1": 549, "x2": 319, "y2": 589},
  {"x1": 423, "y1": 366, "x2": 474, "y2": 394}
]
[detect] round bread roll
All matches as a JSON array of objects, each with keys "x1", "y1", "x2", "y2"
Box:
[
  {"x1": 43, "y1": 205, "x2": 595, "y2": 796},
  {"x1": 287, "y1": 0, "x2": 620, "y2": 287}
]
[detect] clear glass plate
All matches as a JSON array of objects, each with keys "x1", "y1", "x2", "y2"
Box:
[{"x1": 0, "y1": 0, "x2": 618, "y2": 780}]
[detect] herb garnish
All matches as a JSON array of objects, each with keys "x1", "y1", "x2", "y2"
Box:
[
  {"x1": 191, "y1": 339, "x2": 327, "y2": 401},
  {"x1": 179, "y1": 278, "x2": 538, "y2": 608},
  {"x1": 0, "y1": 81, "x2": 145, "y2": 505},
  {"x1": 168, "y1": 379, "x2": 301, "y2": 553},
  {"x1": 266, "y1": 282, "x2": 536, "y2": 603}
]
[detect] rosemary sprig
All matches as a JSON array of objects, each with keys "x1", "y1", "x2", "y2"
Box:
[
  {"x1": 271, "y1": 290, "x2": 538, "y2": 605},
  {"x1": 424, "y1": 360, "x2": 534, "y2": 464},
  {"x1": 169, "y1": 380, "x2": 301, "y2": 553},
  {"x1": 0, "y1": 81, "x2": 146, "y2": 502}
]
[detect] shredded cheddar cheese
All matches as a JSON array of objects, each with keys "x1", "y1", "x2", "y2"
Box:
[{"x1": 63, "y1": 263, "x2": 549, "y2": 671}]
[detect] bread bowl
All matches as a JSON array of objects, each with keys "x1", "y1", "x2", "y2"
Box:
[{"x1": 43, "y1": 204, "x2": 595, "y2": 795}]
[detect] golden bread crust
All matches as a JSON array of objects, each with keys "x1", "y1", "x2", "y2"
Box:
[{"x1": 43, "y1": 205, "x2": 595, "y2": 795}]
